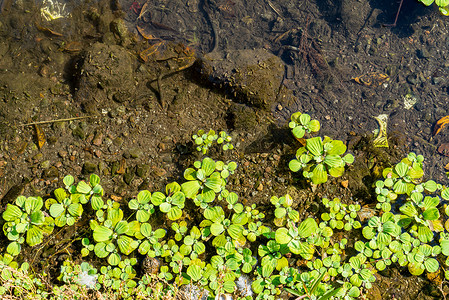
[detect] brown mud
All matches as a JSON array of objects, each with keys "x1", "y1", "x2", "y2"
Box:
[{"x1": 0, "y1": 0, "x2": 449, "y2": 298}]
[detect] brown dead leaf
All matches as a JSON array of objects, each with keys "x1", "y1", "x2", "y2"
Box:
[
  {"x1": 433, "y1": 116, "x2": 449, "y2": 136},
  {"x1": 139, "y1": 41, "x2": 164, "y2": 62},
  {"x1": 136, "y1": 25, "x2": 158, "y2": 40},
  {"x1": 438, "y1": 144, "x2": 449, "y2": 157},
  {"x1": 444, "y1": 162, "x2": 449, "y2": 171},
  {"x1": 341, "y1": 180, "x2": 349, "y2": 188},
  {"x1": 110, "y1": 194, "x2": 122, "y2": 201},
  {"x1": 116, "y1": 158, "x2": 126, "y2": 174},
  {"x1": 60, "y1": 41, "x2": 82, "y2": 52},
  {"x1": 352, "y1": 73, "x2": 389, "y2": 86},
  {"x1": 16, "y1": 141, "x2": 28, "y2": 155},
  {"x1": 35, "y1": 22, "x2": 63, "y2": 36},
  {"x1": 34, "y1": 124, "x2": 46, "y2": 149}
]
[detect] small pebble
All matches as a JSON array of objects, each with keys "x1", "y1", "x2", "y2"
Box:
[
  {"x1": 58, "y1": 150, "x2": 68, "y2": 158},
  {"x1": 92, "y1": 132, "x2": 103, "y2": 146}
]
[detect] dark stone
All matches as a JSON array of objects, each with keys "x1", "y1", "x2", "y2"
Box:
[
  {"x1": 417, "y1": 48, "x2": 430, "y2": 59},
  {"x1": 136, "y1": 164, "x2": 150, "y2": 178},
  {"x1": 199, "y1": 49, "x2": 284, "y2": 109},
  {"x1": 42, "y1": 166, "x2": 59, "y2": 179},
  {"x1": 406, "y1": 74, "x2": 418, "y2": 85},
  {"x1": 82, "y1": 161, "x2": 97, "y2": 174},
  {"x1": 124, "y1": 168, "x2": 135, "y2": 185},
  {"x1": 129, "y1": 148, "x2": 142, "y2": 159}
]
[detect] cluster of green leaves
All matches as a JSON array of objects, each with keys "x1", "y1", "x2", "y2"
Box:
[
  {"x1": 288, "y1": 112, "x2": 354, "y2": 185},
  {"x1": 266, "y1": 192, "x2": 374, "y2": 299},
  {"x1": 356, "y1": 153, "x2": 449, "y2": 278},
  {"x1": 321, "y1": 198, "x2": 361, "y2": 231},
  {"x1": 0, "y1": 259, "x2": 49, "y2": 299},
  {"x1": 181, "y1": 157, "x2": 236, "y2": 208},
  {"x1": 2, "y1": 196, "x2": 54, "y2": 256},
  {"x1": 1, "y1": 174, "x2": 105, "y2": 257},
  {"x1": 192, "y1": 129, "x2": 234, "y2": 154},
  {"x1": 8, "y1": 118, "x2": 449, "y2": 300},
  {"x1": 289, "y1": 112, "x2": 320, "y2": 139},
  {"x1": 0, "y1": 151, "x2": 365, "y2": 299}
]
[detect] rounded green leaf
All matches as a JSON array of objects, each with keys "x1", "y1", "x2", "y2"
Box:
[
  {"x1": 289, "y1": 159, "x2": 302, "y2": 172},
  {"x1": 187, "y1": 265, "x2": 203, "y2": 282},
  {"x1": 113, "y1": 221, "x2": 128, "y2": 235},
  {"x1": 211, "y1": 223, "x2": 225, "y2": 236},
  {"x1": 275, "y1": 228, "x2": 291, "y2": 244},
  {"x1": 140, "y1": 223, "x2": 152, "y2": 238},
  {"x1": 128, "y1": 199, "x2": 139, "y2": 210},
  {"x1": 91, "y1": 195, "x2": 104, "y2": 211},
  {"x1": 77, "y1": 181, "x2": 92, "y2": 194},
  {"x1": 25, "y1": 197, "x2": 43, "y2": 215},
  {"x1": 6, "y1": 242, "x2": 21, "y2": 256},
  {"x1": 307, "y1": 137, "x2": 324, "y2": 156},
  {"x1": 171, "y1": 192, "x2": 185, "y2": 208},
  {"x1": 136, "y1": 210, "x2": 150, "y2": 223},
  {"x1": 159, "y1": 202, "x2": 171, "y2": 213},
  {"x1": 117, "y1": 236, "x2": 137, "y2": 255},
  {"x1": 167, "y1": 207, "x2": 182, "y2": 220},
  {"x1": 108, "y1": 253, "x2": 121, "y2": 266},
  {"x1": 292, "y1": 126, "x2": 305, "y2": 139},
  {"x1": 93, "y1": 226, "x2": 113, "y2": 242},
  {"x1": 310, "y1": 164, "x2": 327, "y2": 184},
  {"x1": 29, "y1": 211, "x2": 45, "y2": 225},
  {"x1": 424, "y1": 258, "x2": 439, "y2": 273},
  {"x1": 309, "y1": 119, "x2": 320, "y2": 132},
  {"x1": 151, "y1": 192, "x2": 166, "y2": 206},
  {"x1": 26, "y1": 226, "x2": 43, "y2": 246},
  {"x1": 181, "y1": 181, "x2": 201, "y2": 199},
  {"x1": 63, "y1": 175, "x2": 74, "y2": 187},
  {"x1": 298, "y1": 218, "x2": 318, "y2": 238},
  {"x1": 3, "y1": 205, "x2": 22, "y2": 221},
  {"x1": 68, "y1": 203, "x2": 83, "y2": 218}
]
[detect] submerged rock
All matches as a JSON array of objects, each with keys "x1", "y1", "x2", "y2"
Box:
[
  {"x1": 198, "y1": 48, "x2": 284, "y2": 109},
  {"x1": 76, "y1": 42, "x2": 135, "y2": 113}
]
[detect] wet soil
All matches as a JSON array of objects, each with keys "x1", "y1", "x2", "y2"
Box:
[{"x1": 0, "y1": 0, "x2": 449, "y2": 298}]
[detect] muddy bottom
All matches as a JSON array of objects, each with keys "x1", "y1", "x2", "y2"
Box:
[{"x1": 0, "y1": 0, "x2": 448, "y2": 299}]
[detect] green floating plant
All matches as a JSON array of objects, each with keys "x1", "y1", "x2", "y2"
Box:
[
  {"x1": 128, "y1": 190, "x2": 155, "y2": 223},
  {"x1": 289, "y1": 112, "x2": 321, "y2": 139},
  {"x1": 398, "y1": 194, "x2": 442, "y2": 243},
  {"x1": 270, "y1": 194, "x2": 300, "y2": 226},
  {"x1": 45, "y1": 187, "x2": 83, "y2": 227},
  {"x1": 90, "y1": 207, "x2": 140, "y2": 265},
  {"x1": 289, "y1": 136, "x2": 354, "y2": 185},
  {"x1": 275, "y1": 218, "x2": 318, "y2": 259},
  {"x1": 181, "y1": 157, "x2": 226, "y2": 203},
  {"x1": 151, "y1": 182, "x2": 186, "y2": 221},
  {"x1": 381, "y1": 153, "x2": 424, "y2": 195},
  {"x1": 2, "y1": 196, "x2": 54, "y2": 256},
  {"x1": 192, "y1": 129, "x2": 234, "y2": 154},
  {"x1": 321, "y1": 198, "x2": 361, "y2": 231},
  {"x1": 0, "y1": 261, "x2": 49, "y2": 298},
  {"x1": 68, "y1": 174, "x2": 105, "y2": 211}
]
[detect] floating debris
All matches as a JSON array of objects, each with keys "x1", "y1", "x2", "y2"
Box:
[
  {"x1": 403, "y1": 93, "x2": 418, "y2": 110},
  {"x1": 40, "y1": 0, "x2": 71, "y2": 21},
  {"x1": 34, "y1": 124, "x2": 46, "y2": 149},
  {"x1": 352, "y1": 73, "x2": 389, "y2": 86},
  {"x1": 433, "y1": 115, "x2": 449, "y2": 136},
  {"x1": 373, "y1": 114, "x2": 389, "y2": 148}
]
